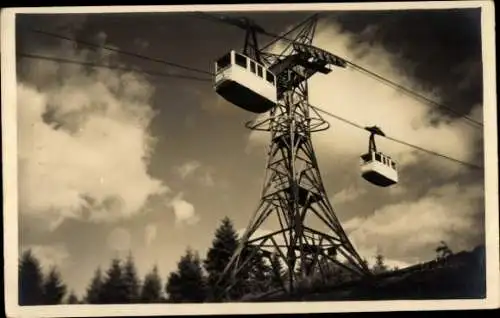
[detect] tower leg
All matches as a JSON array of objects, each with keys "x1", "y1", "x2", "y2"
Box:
[{"x1": 217, "y1": 89, "x2": 371, "y2": 300}]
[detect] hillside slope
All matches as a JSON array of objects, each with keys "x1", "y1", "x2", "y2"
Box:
[{"x1": 247, "y1": 245, "x2": 486, "y2": 302}]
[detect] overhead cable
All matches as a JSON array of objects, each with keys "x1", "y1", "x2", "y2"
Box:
[
  {"x1": 17, "y1": 52, "x2": 213, "y2": 82},
  {"x1": 190, "y1": 13, "x2": 483, "y2": 128},
  {"x1": 20, "y1": 32, "x2": 484, "y2": 171},
  {"x1": 25, "y1": 27, "x2": 213, "y2": 76},
  {"x1": 311, "y1": 105, "x2": 483, "y2": 170}
]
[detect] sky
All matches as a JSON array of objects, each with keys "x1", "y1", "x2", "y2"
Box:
[{"x1": 15, "y1": 7, "x2": 485, "y2": 298}]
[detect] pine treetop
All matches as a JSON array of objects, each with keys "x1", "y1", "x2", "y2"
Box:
[
  {"x1": 67, "y1": 290, "x2": 79, "y2": 304},
  {"x1": 19, "y1": 249, "x2": 45, "y2": 305},
  {"x1": 140, "y1": 265, "x2": 163, "y2": 303},
  {"x1": 166, "y1": 248, "x2": 207, "y2": 303},
  {"x1": 204, "y1": 217, "x2": 239, "y2": 273},
  {"x1": 213, "y1": 217, "x2": 238, "y2": 243},
  {"x1": 42, "y1": 265, "x2": 67, "y2": 304},
  {"x1": 45, "y1": 265, "x2": 62, "y2": 281},
  {"x1": 85, "y1": 267, "x2": 104, "y2": 303},
  {"x1": 122, "y1": 253, "x2": 141, "y2": 302}
]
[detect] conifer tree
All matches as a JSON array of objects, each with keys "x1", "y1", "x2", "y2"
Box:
[
  {"x1": 373, "y1": 254, "x2": 388, "y2": 274},
  {"x1": 123, "y1": 253, "x2": 141, "y2": 303},
  {"x1": 436, "y1": 241, "x2": 453, "y2": 260},
  {"x1": 42, "y1": 266, "x2": 67, "y2": 305},
  {"x1": 85, "y1": 267, "x2": 104, "y2": 304},
  {"x1": 245, "y1": 249, "x2": 272, "y2": 294},
  {"x1": 203, "y1": 217, "x2": 245, "y2": 301},
  {"x1": 166, "y1": 249, "x2": 207, "y2": 303},
  {"x1": 140, "y1": 265, "x2": 163, "y2": 303},
  {"x1": 270, "y1": 252, "x2": 285, "y2": 289},
  {"x1": 362, "y1": 258, "x2": 369, "y2": 269},
  {"x1": 67, "y1": 290, "x2": 79, "y2": 304},
  {"x1": 19, "y1": 249, "x2": 44, "y2": 305},
  {"x1": 100, "y1": 258, "x2": 128, "y2": 304}
]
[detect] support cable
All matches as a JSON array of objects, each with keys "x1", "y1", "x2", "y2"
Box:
[{"x1": 18, "y1": 49, "x2": 484, "y2": 171}]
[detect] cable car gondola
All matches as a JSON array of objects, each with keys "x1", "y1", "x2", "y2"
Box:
[
  {"x1": 214, "y1": 50, "x2": 277, "y2": 114},
  {"x1": 360, "y1": 126, "x2": 398, "y2": 187}
]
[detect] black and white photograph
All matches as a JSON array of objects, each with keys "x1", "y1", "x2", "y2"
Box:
[{"x1": 2, "y1": 1, "x2": 498, "y2": 316}]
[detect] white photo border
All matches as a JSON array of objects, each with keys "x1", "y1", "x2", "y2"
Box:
[{"x1": 2, "y1": 1, "x2": 498, "y2": 316}]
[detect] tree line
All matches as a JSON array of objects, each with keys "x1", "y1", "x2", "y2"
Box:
[{"x1": 19, "y1": 216, "x2": 395, "y2": 305}]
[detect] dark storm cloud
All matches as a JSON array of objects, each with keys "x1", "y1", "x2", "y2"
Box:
[
  {"x1": 16, "y1": 14, "x2": 88, "y2": 53},
  {"x1": 16, "y1": 9, "x2": 483, "y2": 110},
  {"x1": 17, "y1": 9, "x2": 483, "y2": 122},
  {"x1": 322, "y1": 8, "x2": 484, "y2": 187},
  {"x1": 331, "y1": 9, "x2": 483, "y2": 117}
]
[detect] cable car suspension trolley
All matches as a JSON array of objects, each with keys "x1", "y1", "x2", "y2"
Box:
[
  {"x1": 360, "y1": 126, "x2": 399, "y2": 187},
  {"x1": 213, "y1": 17, "x2": 278, "y2": 114}
]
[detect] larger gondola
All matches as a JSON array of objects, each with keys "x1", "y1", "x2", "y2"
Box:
[{"x1": 214, "y1": 50, "x2": 277, "y2": 114}]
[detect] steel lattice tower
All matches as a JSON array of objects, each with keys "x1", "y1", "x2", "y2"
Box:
[{"x1": 218, "y1": 15, "x2": 371, "y2": 298}]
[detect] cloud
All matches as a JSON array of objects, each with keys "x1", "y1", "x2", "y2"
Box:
[
  {"x1": 168, "y1": 193, "x2": 200, "y2": 226},
  {"x1": 247, "y1": 21, "x2": 483, "y2": 178},
  {"x1": 20, "y1": 14, "x2": 88, "y2": 38},
  {"x1": 387, "y1": 183, "x2": 408, "y2": 197},
  {"x1": 377, "y1": 258, "x2": 412, "y2": 270},
  {"x1": 236, "y1": 228, "x2": 285, "y2": 258},
  {"x1": 344, "y1": 182, "x2": 484, "y2": 263},
  {"x1": 107, "y1": 227, "x2": 132, "y2": 252},
  {"x1": 237, "y1": 227, "x2": 327, "y2": 251},
  {"x1": 241, "y1": 22, "x2": 485, "y2": 268},
  {"x1": 363, "y1": 252, "x2": 413, "y2": 270},
  {"x1": 200, "y1": 170, "x2": 216, "y2": 187},
  {"x1": 144, "y1": 224, "x2": 157, "y2": 247},
  {"x1": 175, "y1": 160, "x2": 217, "y2": 187},
  {"x1": 22, "y1": 244, "x2": 70, "y2": 272},
  {"x1": 199, "y1": 91, "x2": 244, "y2": 116},
  {"x1": 176, "y1": 160, "x2": 201, "y2": 179},
  {"x1": 332, "y1": 185, "x2": 367, "y2": 204},
  {"x1": 237, "y1": 228, "x2": 273, "y2": 241},
  {"x1": 17, "y1": 35, "x2": 168, "y2": 229}
]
